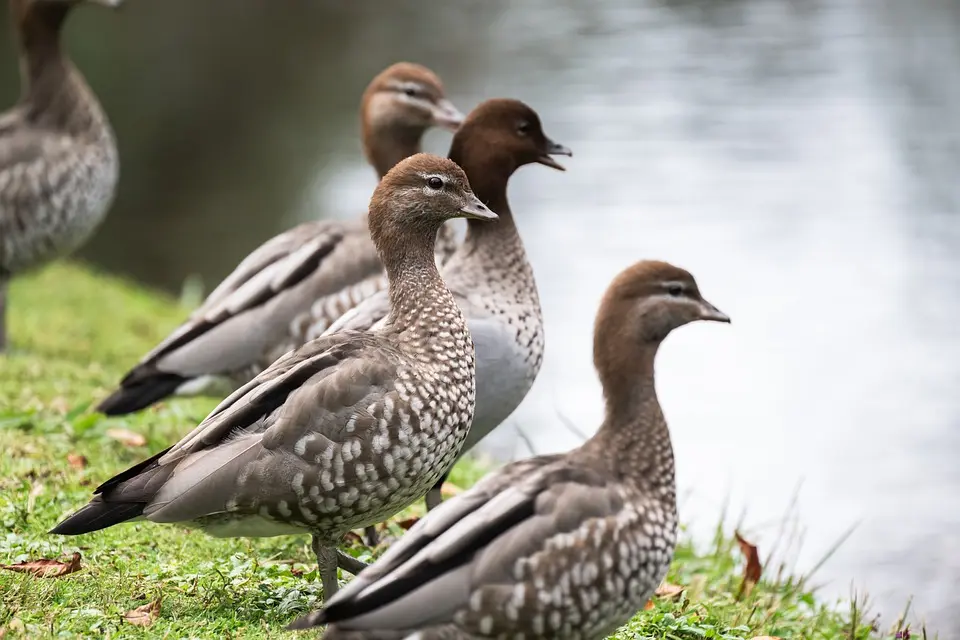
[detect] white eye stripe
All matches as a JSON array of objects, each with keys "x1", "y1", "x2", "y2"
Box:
[{"x1": 387, "y1": 80, "x2": 427, "y2": 96}]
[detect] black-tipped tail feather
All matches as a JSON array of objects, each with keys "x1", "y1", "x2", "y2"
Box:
[
  {"x1": 49, "y1": 498, "x2": 145, "y2": 535},
  {"x1": 286, "y1": 609, "x2": 328, "y2": 631},
  {"x1": 96, "y1": 372, "x2": 186, "y2": 416}
]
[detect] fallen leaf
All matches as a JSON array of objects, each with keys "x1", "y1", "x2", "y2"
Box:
[
  {"x1": 123, "y1": 598, "x2": 161, "y2": 626},
  {"x1": 654, "y1": 582, "x2": 685, "y2": 599},
  {"x1": 395, "y1": 517, "x2": 419, "y2": 530},
  {"x1": 106, "y1": 428, "x2": 147, "y2": 447},
  {"x1": 0, "y1": 551, "x2": 82, "y2": 578},
  {"x1": 342, "y1": 531, "x2": 363, "y2": 545},
  {"x1": 643, "y1": 599, "x2": 655, "y2": 611},
  {"x1": 290, "y1": 566, "x2": 304, "y2": 577},
  {"x1": 67, "y1": 453, "x2": 88, "y2": 469},
  {"x1": 735, "y1": 530, "x2": 762, "y2": 599}
]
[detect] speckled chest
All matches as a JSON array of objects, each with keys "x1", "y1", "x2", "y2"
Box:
[
  {"x1": 230, "y1": 323, "x2": 477, "y2": 541},
  {"x1": 0, "y1": 129, "x2": 118, "y2": 274},
  {"x1": 451, "y1": 253, "x2": 544, "y2": 448},
  {"x1": 457, "y1": 491, "x2": 678, "y2": 640}
]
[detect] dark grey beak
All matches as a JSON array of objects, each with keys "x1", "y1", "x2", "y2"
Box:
[
  {"x1": 697, "y1": 298, "x2": 731, "y2": 323},
  {"x1": 431, "y1": 99, "x2": 465, "y2": 132},
  {"x1": 536, "y1": 137, "x2": 573, "y2": 171},
  {"x1": 459, "y1": 193, "x2": 498, "y2": 221}
]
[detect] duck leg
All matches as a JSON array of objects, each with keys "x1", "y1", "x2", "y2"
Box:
[
  {"x1": 312, "y1": 535, "x2": 341, "y2": 598},
  {"x1": 336, "y1": 550, "x2": 368, "y2": 576},
  {"x1": 424, "y1": 470, "x2": 449, "y2": 511},
  {"x1": 362, "y1": 525, "x2": 380, "y2": 547}
]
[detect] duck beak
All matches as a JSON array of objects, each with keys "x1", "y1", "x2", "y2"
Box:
[
  {"x1": 537, "y1": 137, "x2": 573, "y2": 171},
  {"x1": 697, "y1": 298, "x2": 731, "y2": 323},
  {"x1": 459, "y1": 194, "x2": 498, "y2": 221},
  {"x1": 431, "y1": 99, "x2": 465, "y2": 132}
]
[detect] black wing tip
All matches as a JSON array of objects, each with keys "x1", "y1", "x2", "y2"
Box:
[
  {"x1": 49, "y1": 500, "x2": 145, "y2": 536},
  {"x1": 96, "y1": 373, "x2": 186, "y2": 416},
  {"x1": 286, "y1": 610, "x2": 327, "y2": 631}
]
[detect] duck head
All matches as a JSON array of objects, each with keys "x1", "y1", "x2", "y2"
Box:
[
  {"x1": 448, "y1": 98, "x2": 572, "y2": 179},
  {"x1": 595, "y1": 260, "x2": 730, "y2": 351},
  {"x1": 369, "y1": 153, "x2": 497, "y2": 251}
]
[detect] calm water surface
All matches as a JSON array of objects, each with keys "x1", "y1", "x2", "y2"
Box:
[{"x1": 2, "y1": 0, "x2": 958, "y2": 633}]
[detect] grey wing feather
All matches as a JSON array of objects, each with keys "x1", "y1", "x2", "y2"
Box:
[
  {"x1": 319, "y1": 455, "x2": 614, "y2": 631},
  {"x1": 323, "y1": 288, "x2": 392, "y2": 336},
  {"x1": 136, "y1": 222, "x2": 348, "y2": 371}
]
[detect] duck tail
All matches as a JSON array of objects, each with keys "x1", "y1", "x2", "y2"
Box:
[
  {"x1": 96, "y1": 372, "x2": 185, "y2": 416},
  {"x1": 286, "y1": 609, "x2": 329, "y2": 631},
  {"x1": 49, "y1": 497, "x2": 145, "y2": 535}
]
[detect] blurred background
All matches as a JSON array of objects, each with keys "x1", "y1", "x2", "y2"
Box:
[{"x1": 2, "y1": 0, "x2": 958, "y2": 634}]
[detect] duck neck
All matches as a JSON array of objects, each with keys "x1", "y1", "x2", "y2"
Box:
[
  {"x1": 364, "y1": 122, "x2": 425, "y2": 180},
  {"x1": 452, "y1": 152, "x2": 522, "y2": 253},
  {"x1": 583, "y1": 341, "x2": 676, "y2": 499},
  {"x1": 13, "y1": 2, "x2": 105, "y2": 136},
  {"x1": 379, "y1": 226, "x2": 460, "y2": 339}
]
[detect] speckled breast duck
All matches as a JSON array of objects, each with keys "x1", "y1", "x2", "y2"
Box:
[
  {"x1": 95, "y1": 62, "x2": 464, "y2": 414},
  {"x1": 288, "y1": 260, "x2": 731, "y2": 640},
  {"x1": 52, "y1": 153, "x2": 498, "y2": 601},
  {"x1": 0, "y1": 0, "x2": 122, "y2": 351}
]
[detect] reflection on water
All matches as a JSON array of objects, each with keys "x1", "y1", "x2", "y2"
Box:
[{"x1": 2, "y1": 0, "x2": 958, "y2": 633}]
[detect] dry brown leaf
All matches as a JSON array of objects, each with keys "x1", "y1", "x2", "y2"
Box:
[
  {"x1": 395, "y1": 517, "x2": 419, "y2": 530},
  {"x1": 67, "y1": 453, "x2": 88, "y2": 470},
  {"x1": 654, "y1": 582, "x2": 685, "y2": 599},
  {"x1": 342, "y1": 531, "x2": 363, "y2": 545},
  {"x1": 106, "y1": 428, "x2": 147, "y2": 447},
  {"x1": 123, "y1": 598, "x2": 161, "y2": 626},
  {"x1": 0, "y1": 551, "x2": 81, "y2": 578},
  {"x1": 643, "y1": 599, "x2": 655, "y2": 611},
  {"x1": 735, "y1": 530, "x2": 762, "y2": 599}
]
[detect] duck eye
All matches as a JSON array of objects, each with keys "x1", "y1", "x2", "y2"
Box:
[
  {"x1": 517, "y1": 121, "x2": 531, "y2": 136},
  {"x1": 427, "y1": 176, "x2": 444, "y2": 190},
  {"x1": 667, "y1": 284, "x2": 683, "y2": 297}
]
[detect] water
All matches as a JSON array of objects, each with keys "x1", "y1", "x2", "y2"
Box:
[{"x1": 2, "y1": 0, "x2": 958, "y2": 633}]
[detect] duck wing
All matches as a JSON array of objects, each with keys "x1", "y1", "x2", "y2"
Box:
[{"x1": 288, "y1": 454, "x2": 625, "y2": 634}]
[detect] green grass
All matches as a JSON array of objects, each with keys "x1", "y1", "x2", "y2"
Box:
[{"x1": 0, "y1": 263, "x2": 921, "y2": 639}]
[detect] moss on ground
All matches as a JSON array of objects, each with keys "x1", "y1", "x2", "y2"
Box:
[{"x1": 0, "y1": 263, "x2": 917, "y2": 639}]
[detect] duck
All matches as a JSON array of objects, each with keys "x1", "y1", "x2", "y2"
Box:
[
  {"x1": 0, "y1": 0, "x2": 122, "y2": 352},
  {"x1": 51, "y1": 153, "x2": 498, "y2": 600},
  {"x1": 287, "y1": 259, "x2": 731, "y2": 640},
  {"x1": 95, "y1": 62, "x2": 465, "y2": 414},
  {"x1": 324, "y1": 99, "x2": 571, "y2": 545}
]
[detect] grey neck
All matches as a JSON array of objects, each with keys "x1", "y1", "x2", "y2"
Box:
[
  {"x1": 16, "y1": 6, "x2": 108, "y2": 138},
  {"x1": 365, "y1": 123, "x2": 426, "y2": 179},
  {"x1": 580, "y1": 344, "x2": 676, "y2": 499}
]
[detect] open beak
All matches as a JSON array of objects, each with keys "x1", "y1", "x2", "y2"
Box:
[
  {"x1": 536, "y1": 137, "x2": 573, "y2": 171},
  {"x1": 697, "y1": 298, "x2": 731, "y2": 323},
  {"x1": 431, "y1": 99, "x2": 465, "y2": 132},
  {"x1": 459, "y1": 194, "x2": 498, "y2": 221}
]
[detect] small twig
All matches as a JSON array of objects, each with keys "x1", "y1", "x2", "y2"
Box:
[{"x1": 513, "y1": 423, "x2": 538, "y2": 457}]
